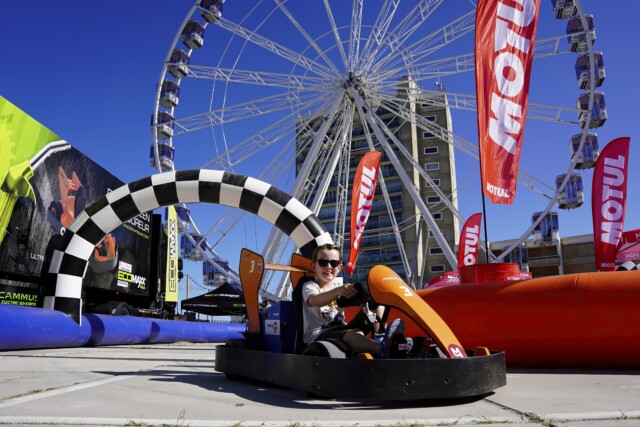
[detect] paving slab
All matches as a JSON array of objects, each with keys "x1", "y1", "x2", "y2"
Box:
[{"x1": 0, "y1": 343, "x2": 638, "y2": 427}]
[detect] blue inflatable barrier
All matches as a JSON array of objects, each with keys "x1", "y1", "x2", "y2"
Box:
[
  {"x1": 85, "y1": 314, "x2": 155, "y2": 346},
  {"x1": 147, "y1": 318, "x2": 246, "y2": 343},
  {"x1": 0, "y1": 305, "x2": 92, "y2": 350},
  {"x1": 0, "y1": 305, "x2": 246, "y2": 351}
]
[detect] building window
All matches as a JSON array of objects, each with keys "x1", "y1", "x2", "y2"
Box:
[
  {"x1": 427, "y1": 196, "x2": 441, "y2": 204},
  {"x1": 424, "y1": 146, "x2": 438, "y2": 155},
  {"x1": 429, "y1": 247, "x2": 443, "y2": 255},
  {"x1": 424, "y1": 162, "x2": 440, "y2": 171},
  {"x1": 422, "y1": 116, "x2": 437, "y2": 139},
  {"x1": 433, "y1": 212, "x2": 443, "y2": 220},
  {"x1": 426, "y1": 178, "x2": 441, "y2": 187},
  {"x1": 430, "y1": 264, "x2": 446, "y2": 273},
  {"x1": 423, "y1": 131, "x2": 436, "y2": 139}
]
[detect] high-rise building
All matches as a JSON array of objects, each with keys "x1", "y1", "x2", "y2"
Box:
[{"x1": 296, "y1": 84, "x2": 459, "y2": 288}]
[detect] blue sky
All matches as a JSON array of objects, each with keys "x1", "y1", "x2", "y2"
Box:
[{"x1": 1, "y1": 1, "x2": 639, "y2": 296}]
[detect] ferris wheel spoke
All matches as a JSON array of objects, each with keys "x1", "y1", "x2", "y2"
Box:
[
  {"x1": 371, "y1": 92, "x2": 558, "y2": 199},
  {"x1": 199, "y1": 92, "x2": 340, "y2": 170},
  {"x1": 362, "y1": 86, "x2": 478, "y2": 158},
  {"x1": 348, "y1": 85, "x2": 458, "y2": 266},
  {"x1": 296, "y1": 100, "x2": 352, "y2": 210},
  {"x1": 348, "y1": 0, "x2": 364, "y2": 71},
  {"x1": 375, "y1": 33, "x2": 573, "y2": 84},
  {"x1": 216, "y1": 16, "x2": 338, "y2": 79},
  {"x1": 371, "y1": 10, "x2": 475, "y2": 80},
  {"x1": 533, "y1": 33, "x2": 577, "y2": 58},
  {"x1": 322, "y1": 0, "x2": 349, "y2": 70},
  {"x1": 329, "y1": 104, "x2": 354, "y2": 249},
  {"x1": 375, "y1": 54, "x2": 475, "y2": 85},
  {"x1": 368, "y1": 109, "x2": 466, "y2": 225},
  {"x1": 184, "y1": 65, "x2": 330, "y2": 89},
  {"x1": 172, "y1": 88, "x2": 329, "y2": 135},
  {"x1": 362, "y1": 0, "x2": 447, "y2": 73},
  {"x1": 256, "y1": 116, "x2": 339, "y2": 183},
  {"x1": 354, "y1": 110, "x2": 414, "y2": 277},
  {"x1": 373, "y1": 82, "x2": 581, "y2": 125},
  {"x1": 356, "y1": 0, "x2": 401, "y2": 72},
  {"x1": 273, "y1": 0, "x2": 341, "y2": 75},
  {"x1": 261, "y1": 94, "x2": 346, "y2": 266}
]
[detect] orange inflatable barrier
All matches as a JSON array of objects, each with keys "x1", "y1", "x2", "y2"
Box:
[{"x1": 389, "y1": 270, "x2": 640, "y2": 368}]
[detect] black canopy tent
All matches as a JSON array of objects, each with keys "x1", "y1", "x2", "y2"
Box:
[{"x1": 180, "y1": 282, "x2": 247, "y2": 316}]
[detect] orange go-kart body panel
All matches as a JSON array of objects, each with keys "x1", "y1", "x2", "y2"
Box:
[
  {"x1": 367, "y1": 265, "x2": 467, "y2": 358},
  {"x1": 239, "y1": 249, "x2": 314, "y2": 334}
]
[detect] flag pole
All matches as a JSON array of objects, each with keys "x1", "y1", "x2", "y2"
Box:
[{"x1": 477, "y1": 141, "x2": 490, "y2": 264}]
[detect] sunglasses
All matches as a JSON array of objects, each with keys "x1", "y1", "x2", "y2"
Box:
[{"x1": 316, "y1": 259, "x2": 341, "y2": 268}]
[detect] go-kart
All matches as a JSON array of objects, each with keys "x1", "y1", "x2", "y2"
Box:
[{"x1": 215, "y1": 249, "x2": 506, "y2": 400}]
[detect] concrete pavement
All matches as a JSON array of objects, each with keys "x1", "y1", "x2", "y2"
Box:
[{"x1": 0, "y1": 343, "x2": 639, "y2": 427}]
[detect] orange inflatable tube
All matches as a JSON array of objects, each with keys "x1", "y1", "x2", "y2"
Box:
[{"x1": 390, "y1": 270, "x2": 640, "y2": 368}]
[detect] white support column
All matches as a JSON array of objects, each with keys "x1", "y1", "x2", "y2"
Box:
[{"x1": 348, "y1": 85, "x2": 458, "y2": 268}]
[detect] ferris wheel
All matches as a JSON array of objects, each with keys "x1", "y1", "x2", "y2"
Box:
[{"x1": 150, "y1": 0, "x2": 605, "y2": 298}]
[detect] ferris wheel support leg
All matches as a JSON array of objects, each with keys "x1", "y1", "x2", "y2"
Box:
[{"x1": 348, "y1": 86, "x2": 458, "y2": 269}]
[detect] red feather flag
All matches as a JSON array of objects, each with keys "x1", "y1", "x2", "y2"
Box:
[
  {"x1": 592, "y1": 137, "x2": 631, "y2": 271},
  {"x1": 458, "y1": 213, "x2": 483, "y2": 267},
  {"x1": 475, "y1": 0, "x2": 541, "y2": 204},
  {"x1": 345, "y1": 151, "x2": 382, "y2": 275}
]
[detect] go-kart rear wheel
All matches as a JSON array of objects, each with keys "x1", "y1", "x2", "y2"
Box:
[
  {"x1": 223, "y1": 340, "x2": 246, "y2": 381},
  {"x1": 112, "y1": 304, "x2": 130, "y2": 316}
]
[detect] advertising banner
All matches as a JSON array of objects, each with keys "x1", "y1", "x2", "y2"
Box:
[
  {"x1": 616, "y1": 229, "x2": 640, "y2": 264},
  {"x1": 592, "y1": 137, "x2": 630, "y2": 271},
  {"x1": 345, "y1": 151, "x2": 382, "y2": 275},
  {"x1": 475, "y1": 0, "x2": 541, "y2": 204},
  {"x1": 0, "y1": 96, "x2": 152, "y2": 306},
  {"x1": 165, "y1": 206, "x2": 179, "y2": 303},
  {"x1": 458, "y1": 213, "x2": 483, "y2": 267},
  {"x1": 425, "y1": 270, "x2": 460, "y2": 289}
]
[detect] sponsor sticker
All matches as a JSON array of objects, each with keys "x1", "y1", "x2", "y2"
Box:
[
  {"x1": 448, "y1": 344, "x2": 467, "y2": 359},
  {"x1": 264, "y1": 319, "x2": 279, "y2": 336}
]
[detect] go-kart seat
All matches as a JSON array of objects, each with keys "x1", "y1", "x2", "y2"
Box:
[
  {"x1": 292, "y1": 275, "x2": 314, "y2": 354},
  {"x1": 292, "y1": 276, "x2": 356, "y2": 358}
]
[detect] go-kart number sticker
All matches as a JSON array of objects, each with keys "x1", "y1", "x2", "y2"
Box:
[
  {"x1": 399, "y1": 285, "x2": 413, "y2": 297},
  {"x1": 248, "y1": 259, "x2": 263, "y2": 274}
]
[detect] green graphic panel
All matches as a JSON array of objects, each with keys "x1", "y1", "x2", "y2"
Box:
[{"x1": 0, "y1": 96, "x2": 61, "y2": 176}]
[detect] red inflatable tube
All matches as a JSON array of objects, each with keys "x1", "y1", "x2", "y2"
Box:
[{"x1": 392, "y1": 271, "x2": 640, "y2": 368}]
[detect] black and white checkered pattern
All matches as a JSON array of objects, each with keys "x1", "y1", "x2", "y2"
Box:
[
  {"x1": 617, "y1": 260, "x2": 639, "y2": 271},
  {"x1": 43, "y1": 170, "x2": 333, "y2": 323}
]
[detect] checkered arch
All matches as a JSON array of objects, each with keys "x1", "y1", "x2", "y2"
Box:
[{"x1": 44, "y1": 169, "x2": 333, "y2": 323}]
